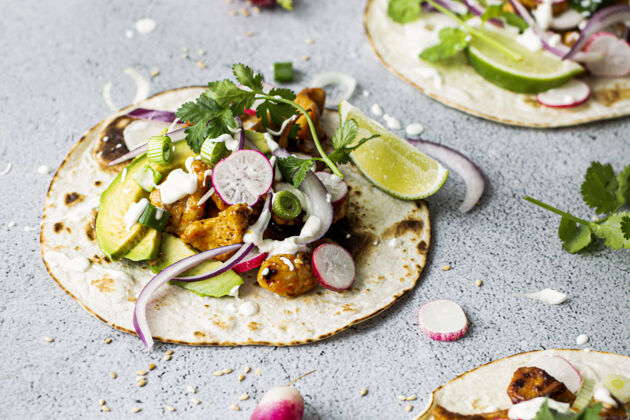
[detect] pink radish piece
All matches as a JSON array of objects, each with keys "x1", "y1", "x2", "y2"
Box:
[
  {"x1": 531, "y1": 355, "x2": 582, "y2": 393},
  {"x1": 212, "y1": 149, "x2": 273, "y2": 206},
  {"x1": 536, "y1": 80, "x2": 591, "y2": 108},
  {"x1": 312, "y1": 243, "x2": 355, "y2": 292},
  {"x1": 418, "y1": 299, "x2": 468, "y2": 341},
  {"x1": 584, "y1": 32, "x2": 630, "y2": 77},
  {"x1": 315, "y1": 172, "x2": 348, "y2": 207},
  {"x1": 250, "y1": 386, "x2": 304, "y2": 420},
  {"x1": 233, "y1": 250, "x2": 268, "y2": 274}
]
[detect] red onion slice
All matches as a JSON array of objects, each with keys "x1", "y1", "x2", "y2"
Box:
[
  {"x1": 509, "y1": 0, "x2": 535, "y2": 26},
  {"x1": 126, "y1": 108, "x2": 181, "y2": 123},
  {"x1": 407, "y1": 139, "x2": 485, "y2": 213},
  {"x1": 132, "y1": 243, "x2": 242, "y2": 350},
  {"x1": 174, "y1": 243, "x2": 254, "y2": 281}
]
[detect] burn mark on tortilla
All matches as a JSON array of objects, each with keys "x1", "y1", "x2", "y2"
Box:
[
  {"x1": 326, "y1": 216, "x2": 378, "y2": 263},
  {"x1": 53, "y1": 222, "x2": 64, "y2": 233},
  {"x1": 594, "y1": 86, "x2": 630, "y2": 106},
  {"x1": 94, "y1": 180, "x2": 102, "y2": 187},
  {"x1": 85, "y1": 221, "x2": 95, "y2": 241},
  {"x1": 522, "y1": 96, "x2": 543, "y2": 108},
  {"x1": 248, "y1": 322, "x2": 260, "y2": 331},
  {"x1": 92, "y1": 115, "x2": 133, "y2": 168},
  {"x1": 383, "y1": 218, "x2": 424, "y2": 239},
  {"x1": 194, "y1": 331, "x2": 206, "y2": 338},
  {"x1": 417, "y1": 240, "x2": 428, "y2": 254},
  {"x1": 64, "y1": 192, "x2": 84, "y2": 206},
  {"x1": 91, "y1": 276, "x2": 115, "y2": 293}
]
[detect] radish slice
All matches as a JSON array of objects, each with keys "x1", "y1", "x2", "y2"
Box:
[
  {"x1": 418, "y1": 299, "x2": 468, "y2": 342},
  {"x1": 531, "y1": 355, "x2": 582, "y2": 393},
  {"x1": 536, "y1": 79, "x2": 591, "y2": 108},
  {"x1": 584, "y1": 32, "x2": 630, "y2": 77},
  {"x1": 312, "y1": 243, "x2": 355, "y2": 292},
  {"x1": 212, "y1": 150, "x2": 273, "y2": 206},
  {"x1": 233, "y1": 249, "x2": 268, "y2": 273},
  {"x1": 315, "y1": 172, "x2": 348, "y2": 207},
  {"x1": 407, "y1": 139, "x2": 485, "y2": 213},
  {"x1": 251, "y1": 386, "x2": 304, "y2": 420}
]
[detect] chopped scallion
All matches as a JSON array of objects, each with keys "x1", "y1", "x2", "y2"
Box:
[
  {"x1": 272, "y1": 190, "x2": 302, "y2": 220},
  {"x1": 274, "y1": 61, "x2": 294, "y2": 83},
  {"x1": 132, "y1": 165, "x2": 163, "y2": 192},
  {"x1": 147, "y1": 129, "x2": 173, "y2": 165},
  {"x1": 138, "y1": 203, "x2": 169, "y2": 231}
]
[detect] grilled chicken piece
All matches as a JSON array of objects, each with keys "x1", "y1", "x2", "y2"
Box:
[
  {"x1": 432, "y1": 405, "x2": 509, "y2": 420},
  {"x1": 257, "y1": 253, "x2": 317, "y2": 297},
  {"x1": 600, "y1": 401, "x2": 628, "y2": 420},
  {"x1": 516, "y1": 0, "x2": 568, "y2": 14},
  {"x1": 149, "y1": 160, "x2": 211, "y2": 235},
  {"x1": 507, "y1": 367, "x2": 575, "y2": 404},
  {"x1": 180, "y1": 203, "x2": 251, "y2": 261},
  {"x1": 278, "y1": 88, "x2": 326, "y2": 153}
]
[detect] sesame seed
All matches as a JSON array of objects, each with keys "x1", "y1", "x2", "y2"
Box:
[
  {"x1": 187, "y1": 386, "x2": 196, "y2": 394},
  {"x1": 305, "y1": 38, "x2": 314, "y2": 44},
  {"x1": 239, "y1": 394, "x2": 249, "y2": 401},
  {"x1": 150, "y1": 70, "x2": 160, "y2": 78},
  {"x1": 442, "y1": 264, "x2": 451, "y2": 271},
  {"x1": 255, "y1": 368, "x2": 261, "y2": 376},
  {"x1": 245, "y1": 31, "x2": 254, "y2": 37},
  {"x1": 165, "y1": 405, "x2": 175, "y2": 412},
  {"x1": 197, "y1": 61, "x2": 207, "y2": 69},
  {"x1": 223, "y1": 368, "x2": 233, "y2": 374},
  {"x1": 475, "y1": 279, "x2": 483, "y2": 287},
  {"x1": 360, "y1": 388, "x2": 368, "y2": 396},
  {"x1": 213, "y1": 370, "x2": 224, "y2": 376},
  {"x1": 240, "y1": 8, "x2": 250, "y2": 17},
  {"x1": 164, "y1": 354, "x2": 172, "y2": 361},
  {"x1": 110, "y1": 371, "x2": 117, "y2": 379},
  {"x1": 228, "y1": 10, "x2": 237, "y2": 16},
  {"x1": 102, "y1": 405, "x2": 111, "y2": 412},
  {"x1": 166, "y1": 350, "x2": 174, "y2": 355},
  {"x1": 43, "y1": 336, "x2": 54, "y2": 342},
  {"x1": 98, "y1": 399, "x2": 106, "y2": 406},
  {"x1": 105, "y1": 338, "x2": 112, "y2": 344},
  {"x1": 406, "y1": 395, "x2": 417, "y2": 401},
  {"x1": 230, "y1": 404, "x2": 241, "y2": 411},
  {"x1": 131, "y1": 407, "x2": 142, "y2": 413},
  {"x1": 243, "y1": 366, "x2": 251, "y2": 373},
  {"x1": 301, "y1": 55, "x2": 310, "y2": 61},
  {"x1": 190, "y1": 398, "x2": 201, "y2": 405},
  {"x1": 148, "y1": 363, "x2": 156, "y2": 371},
  {"x1": 138, "y1": 379, "x2": 147, "y2": 387},
  {"x1": 238, "y1": 374, "x2": 245, "y2": 382},
  {"x1": 136, "y1": 370, "x2": 147, "y2": 376},
  {"x1": 406, "y1": 405, "x2": 413, "y2": 412},
  {"x1": 397, "y1": 395, "x2": 406, "y2": 401}
]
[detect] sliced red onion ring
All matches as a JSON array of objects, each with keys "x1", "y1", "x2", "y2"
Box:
[
  {"x1": 563, "y1": 5, "x2": 630, "y2": 60},
  {"x1": 107, "y1": 126, "x2": 188, "y2": 166},
  {"x1": 509, "y1": 0, "x2": 535, "y2": 26},
  {"x1": 233, "y1": 249, "x2": 268, "y2": 273},
  {"x1": 126, "y1": 108, "x2": 181, "y2": 123},
  {"x1": 132, "y1": 243, "x2": 242, "y2": 350},
  {"x1": 407, "y1": 139, "x2": 485, "y2": 213},
  {"x1": 310, "y1": 71, "x2": 357, "y2": 109},
  {"x1": 175, "y1": 242, "x2": 255, "y2": 281},
  {"x1": 461, "y1": 0, "x2": 504, "y2": 27}
]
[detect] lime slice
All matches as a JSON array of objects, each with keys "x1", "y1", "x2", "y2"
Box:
[
  {"x1": 466, "y1": 30, "x2": 584, "y2": 93},
  {"x1": 339, "y1": 100, "x2": 448, "y2": 200}
]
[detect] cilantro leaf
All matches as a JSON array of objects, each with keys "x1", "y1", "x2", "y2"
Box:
[
  {"x1": 329, "y1": 135, "x2": 379, "y2": 165},
  {"x1": 387, "y1": 0, "x2": 422, "y2": 23},
  {"x1": 206, "y1": 79, "x2": 255, "y2": 115},
  {"x1": 256, "y1": 87, "x2": 297, "y2": 128},
  {"x1": 581, "y1": 162, "x2": 619, "y2": 214},
  {"x1": 419, "y1": 27, "x2": 470, "y2": 62},
  {"x1": 332, "y1": 119, "x2": 359, "y2": 150},
  {"x1": 533, "y1": 398, "x2": 602, "y2": 420},
  {"x1": 480, "y1": 5, "x2": 503, "y2": 22},
  {"x1": 277, "y1": 0, "x2": 293, "y2": 11},
  {"x1": 176, "y1": 95, "x2": 235, "y2": 153},
  {"x1": 276, "y1": 156, "x2": 315, "y2": 188},
  {"x1": 558, "y1": 216, "x2": 592, "y2": 253},
  {"x1": 480, "y1": 6, "x2": 528, "y2": 30},
  {"x1": 616, "y1": 164, "x2": 630, "y2": 205},
  {"x1": 592, "y1": 212, "x2": 630, "y2": 249},
  {"x1": 232, "y1": 63, "x2": 263, "y2": 92}
]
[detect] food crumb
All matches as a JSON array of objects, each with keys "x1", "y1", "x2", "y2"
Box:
[
  {"x1": 137, "y1": 379, "x2": 147, "y2": 387},
  {"x1": 164, "y1": 354, "x2": 172, "y2": 361},
  {"x1": 222, "y1": 368, "x2": 233, "y2": 374},
  {"x1": 442, "y1": 264, "x2": 451, "y2": 271},
  {"x1": 104, "y1": 338, "x2": 112, "y2": 344},
  {"x1": 240, "y1": 8, "x2": 250, "y2": 17},
  {"x1": 198, "y1": 49, "x2": 206, "y2": 56},
  {"x1": 190, "y1": 398, "x2": 201, "y2": 405},
  {"x1": 231, "y1": 404, "x2": 241, "y2": 411},
  {"x1": 301, "y1": 55, "x2": 311, "y2": 61},
  {"x1": 102, "y1": 405, "x2": 111, "y2": 412},
  {"x1": 406, "y1": 405, "x2": 413, "y2": 412},
  {"x1": 98, "y1": 399, "x2": 106, "y2": 406},
  {"x1": 245, "y1": 31, "x2": 254, "y2": 37},
  {"x1": 110, "y1": 371, "x2": 117, "y2": 379},
  {"x1": 238, "y1": 374, "x2": 245, "y2": 382},
  {"x1": 213, "y1": 370, "x2": 224, "y2": 376},
  {"x1": 136, "y1": 370, "x2": 147, "y2": 376},
  {"x1": 406, "y1": 395, "x2": 417, "y2": 401},
  {"x1": 305, "y1": 38, "x2": 314, "y2": 44},
  {"x1": 148, "y1": 363, "x2": 156, "y2": 371},
  {"x1": 187, "y1": 386, "x2": 196, "y2": 394},
  {"x1": 166, "y1": 350, "x2": 174, "y2": 355},
  {"x1": 131, "y1": 407, "x2": 142, "y2": 413},
  {"x1": 475, "y1": 279, "x2": 483, "y2": 287},
  {"x1": 360, "y1": 388, "x2": 368, "y2": 397},
  {"x1": 164, "y1": 405, "x2": 175, "y2": 412},
  {"x1": 228, "y1": 10, "x2": 238, "y2": 16},
  {"x1": 43, "y1": 336, "x2": 54, "y2": 342},
  {"x1": 239, "y1": 393, "x2": 249, "y2": 401},
  {"x1": 197, "y1": 61, "x2": 207, "y2": 69},
  {"x1": 255, "y1": 368, "x2": 261, "y2": 376},
  {"x1": 253, "y1": 5, "x2": 261, "y2": 13},
  {"x1": 396, "y1": 395, "x2": 406, "y2": 401}
]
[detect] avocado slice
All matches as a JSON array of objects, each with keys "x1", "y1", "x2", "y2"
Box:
[
  {"x1": 125, "y1": 229, "x2": 161, "y2": 261},
  {"x1": 151, "y1": 234, "x2": 243, "y2": 298},
  {"x1": 95, "y1": 141, "x2": 195, "y2": 260},
  {"x1": 244, "y1": 130, "x2": 271, "y2": 154}
]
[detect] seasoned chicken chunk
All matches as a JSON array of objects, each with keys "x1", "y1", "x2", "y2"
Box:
[
  {"x1": 278, "y1": 88, "x2": 326, "y2": 153},
  {"x1": 507, "y1": 367, "x2": 575, "y2": 404},
  {"x1": 180, "y1": 203, "x2": 251, "y2": 261},
  {"x1": 149, "y1": 160, "x2": 211, "y2": 235},
  {"x1": 601, "y1": 401, "x2": 628, "y2": 420},
  {"x1": 257, "y1": 253, "x2": 317, "y2": 297},
  {"x1": 432, "y1": 405, "x2": 509, "y2": 420}
]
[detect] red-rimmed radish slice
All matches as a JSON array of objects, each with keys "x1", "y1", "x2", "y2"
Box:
[
  {"x1": 250, "y1": 386, "x2": 304, "y2": 420},
  {"x1": 233, "y1": 249, "x2": 268, "y2": 274},
  {"x1": 537, "y1": 80, "x2": 591, "y2": 108},
  {"x1": 418, "y1": 299, "x2": 468, "y2": 342},
  {"x1": 584, "y1": 32, "x2": 630, "y2": 77},
  {"x1": 212, "y1": 149, "x2": 273, "y2": 206},
  {"x1": 315, "y1": 172, "x2": 348, "y2": 207},
  {"x1": 531, "y1": 355, "x2": 582, "y2": 393},
  {"x1": 312, "y1": 243, "x2": 355, "y2": 292}
]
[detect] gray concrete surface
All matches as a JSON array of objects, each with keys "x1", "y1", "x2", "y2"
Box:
[{"x1": 1, "y1": 1, "x2": 629, "y2": 419}]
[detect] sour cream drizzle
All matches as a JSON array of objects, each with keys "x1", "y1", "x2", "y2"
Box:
[
  {"x1": 508, "y1": 398, "x2": 570, "y2": 420},
  {"x1": 124, "y1": 198, "x2": 149, "y2": 230},
  {"x1": 156, "y1": 159, "x2": 198, "y2": 205},
  {"x1": 266, "y1": 115, "x2": 297, "y2": 136}
]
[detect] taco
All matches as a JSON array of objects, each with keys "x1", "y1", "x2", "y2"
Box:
[
  {"x1": 417, "y1": 349, "x2": 630, "y2": 420},
  {"x1": 365, "y1": 0, "x2": 630, "y2": 127},
  {"x1": 40, "y1": 66, "x2": 437, "y2": 348}
]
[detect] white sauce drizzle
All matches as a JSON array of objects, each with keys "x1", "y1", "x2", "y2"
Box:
[
  {"x1": 264, "y1": 133, "x2": 280, "y2": 152},
  {"x1": 37, "y1": 165, "x2": 51, "y2": 174},
  {"x1": 202, "y1": 170, "x2": 212, "y2": 187},
  {"x1": 521, "y1": 288, "x2": 567, "y2": 305},
  {"x1": 197, "y1": 187, "x2": 215, "y2": 206},
  {"x1": 516, "y1": 28, "x2": 543, "y2": 52},
  {"x1": 280, "y1": 256, "x2": 295, "y2": 271},
  {"x1": 265, "y1": 116, "x2": 297, "y2": 136},
  {"x1": 135, "y1": 18, "x2": 156, "y2": 34},
  {"x1": 156, "y1": 167, "x2": 198, "y2": 205},
  {"x1": 121, "y1": 167, "x2": 128, "y2": 181},
  {"x1": 406, "y1": 123, "x2": 424, "y2": 137},
  {"x1": 124, "y1": 198, "x2": 149, "y2": 230},
  {"x1": 371, "y1": 103, "x2": 383, "y2": 117},
  {"x1": 593, "y1": 384, "x2": 617, "y2": 406},
  {"x1": 508, "y1": 398, "x2": 570, "y2": 420},
  {"x1": 383, "y1": 114, "x2": 402, "y2": 130},
  {"x1": 69, "y1": 257, "x2": 91, "y2": 272},
  {"x1": 261, "y1": 268, "x2": 270, "y2": 276},
  {"x1": 229, "y1": 285, "x2": 240, "y2": 298},
  {"x1": 576, "y1": 334, "x2": 589, "y2": 345},
  {"x1": 239, "y1": 302, "x2": 259, "y2": 316},
  {"x1": 533, "y1": 0, "x2": 554, "y2": 30}
]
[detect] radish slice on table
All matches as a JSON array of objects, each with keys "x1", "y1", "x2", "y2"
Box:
[
  {"x1": 584, "y1": 32, "x2": 630, "y2": 77},
  {"x1": 315, "y1": 172, "x2": 348, "y2": 207},
  {"x1": 531, "y1": 355, "x2": 582, "y2": 393},
  {"x1": 537, "y1": 79, "x2": 591, "y2": 108},
  {"x1": 407, "y1": 139, "x2": 485, "y2": 213},
  {"x1": 233, "y1": 249, "x2": 268, "y2": 274},
  {"x1": 418, "y1": 299, "x2": 468, "y2": 342},
  {"x1": 212, "y1": 150, "x2": 273, "y2": 206},
  {"x1": 312, "y1": 243, "x2": 355, "y2": 292},
  {"x1": 250, "y1": 386, "x2": 304, "y2": 420}
]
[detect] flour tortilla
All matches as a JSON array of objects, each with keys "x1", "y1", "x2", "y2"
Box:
[
  {"x1": 365, "y1": 0, "x2": 630, "y2": 128},
  {"x1": 416, "y1": 349, "x2": 630, "y2": 420},
  {"x1": 40, "y1": 86, "x2": 431, "y2": 346}
]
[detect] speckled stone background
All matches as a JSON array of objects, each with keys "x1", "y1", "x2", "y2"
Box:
[{"x1": 1, "y1": 1, "x2": 629, "y2": 419}]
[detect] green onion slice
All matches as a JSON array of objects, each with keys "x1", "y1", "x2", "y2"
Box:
[
  {"x1": 274, "y1": 61, "x2": 293, "y2": 83},
  {"x1": 138, "y1": 203, "x2": 169, "y2": 232},
  {"x1": 132, "y1": 165, "x2": 163, "y2": 192},
  {"x1": 572, "y1": 378, "x2": 595, "y2": 411},
  {"x1": 147, "y1": 130, "x2": 173, "y2": 165},
  {"x1": 200, "y1": 139, "x2": 228, "y2": 166},
  {"x1": 272, "y1": 190, "x2": 302, "y2": 220},
  {"x1": 604, "y1": 374, "x2": 630, "y2": 403}
]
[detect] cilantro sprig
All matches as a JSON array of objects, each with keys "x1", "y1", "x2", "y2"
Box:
[
  {"x1": 276, "y1": 119, "x2": 378, "y2": 188},
  {"x1": 533, "y1": 398, "x2": 602, "y2": 420},
  {"x1": 525, "y1": 162, "x2": 630, "y2": 253}
]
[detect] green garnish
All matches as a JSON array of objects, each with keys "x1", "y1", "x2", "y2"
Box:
[
  {"x1": 277, "y1": 0, "x2": 293, "y2": 11},
  {"x1": 200, "y1": 138, "x2": 229, "y2": 166},
  {"x1": 272, "y1": 190, "x2": 302, "y2": 220},
  {"x1": 572, "y1": 378, "x2": 596, "y2": 411},
  {"x1": 274, "y1": 62, "x2": 294, "y2": 82},
  {"x1": 146, "y1": 128, "x2": 173, "y2": 165},
  {"x1": 525, "y1": 162, "x2": 630, "y2": 253},
  {"x1": 480, "y1": 5, "x2": 528, "y2": 30},
  {"x1": 387, "y1": 0, "x2": 423, "y2": 23},
  {"x1": 138, "y1": 203, "x2": 169, "y2": 232},
  {"x1": 533, "y1": 398, "x2": 602, "y2": 420},
  {"x1": 132, "y1": 165, "x2": 163, "y2": 192},
  {"x1": 276, "y1": 118, "x2": 378, "y2": 188},
  {"x1": 420, "y1": 27, "x2": 471, "y2": 62}
]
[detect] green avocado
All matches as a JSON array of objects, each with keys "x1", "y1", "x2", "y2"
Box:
[
  {"x1": 125, "y1": 229, "x2": 161, "y2": 261},
  {"x1": 244, "y1": 130, "x2": 271, "y2": 154},
  {"x1": 95, "y1": 141, "x2": 194, "y2": 260},
  {"x1": 151, "y1": 234, "x2": 243, "y2": 298}
]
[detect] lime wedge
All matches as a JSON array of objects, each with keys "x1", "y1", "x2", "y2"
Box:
[
  {"x1": 339, "y1": 100, "x2": 448, "y2": 200},
  {"x1": 466, "y1": 30, "x2": 583, "y2": 93}
]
